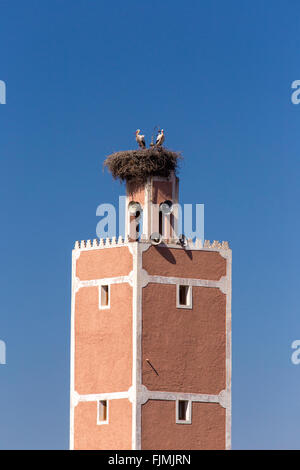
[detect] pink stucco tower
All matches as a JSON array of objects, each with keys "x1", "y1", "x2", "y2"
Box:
[{"x1": 70, "y1": 171, "x2": 232, "y2": 450}]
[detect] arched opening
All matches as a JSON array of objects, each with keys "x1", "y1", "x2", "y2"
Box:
[
  {"x1": 128, "y1": 201, "x2": 143, "y2": 240},
  {"x1": 159, "y1": 200, "x2": 173, "y2": 238}
]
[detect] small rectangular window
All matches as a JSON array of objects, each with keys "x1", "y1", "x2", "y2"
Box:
[
  {"x1": 176, "y1": 400, "x2": 191, "y2": 424},
  {"x1": 97, "y1": 400, "x2": 108, "y2": 424},
  {"x1": 159, "y1": 211, "x2": 163, "y2": 235},
  {"x1": 178, "y1": 400, "x2": 188, "y2": 420},
  {"x1": 179, "y1": 286, "x2": 188, "y2": 305},
  {"x1": 100, "y1": 284, "x2": 110, "y2": 309},
  {"x1": 177, "y1": 285, "x2": 192, "y2": 309}
]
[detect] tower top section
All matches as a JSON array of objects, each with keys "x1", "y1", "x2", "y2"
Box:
[
  {"x1": 103, "y1": 131, "x2": 183, "y2": 244},
  {"x1": 104, "y1": 138, "x2": 182, "y2": 243}
]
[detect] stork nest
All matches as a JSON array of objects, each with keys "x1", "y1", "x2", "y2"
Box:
[{"x1": 103, "y1": 147, "x2": 182, "y2": 189}]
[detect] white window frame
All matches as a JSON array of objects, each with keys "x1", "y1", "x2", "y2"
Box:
[
  {"x1": 176, "y1": 399, "x2": 192, "y2": 424},
  {"x1": 99, "y1": 284, "x2": 110, "y2": 310},
  {"x1": 176, "y1": 284, "x2": 192, "y2": 309},
  {"x1": 97, "y1": 400, "x2": 109, "y2": 425}
]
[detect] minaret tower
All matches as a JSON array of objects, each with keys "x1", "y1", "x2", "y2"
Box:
[{"x1": 70, "y1": 144, "x2": 232, "y2": 450}]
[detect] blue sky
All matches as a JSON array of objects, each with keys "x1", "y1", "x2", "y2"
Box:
[{"x1": 1, "y1": 0, "x2": 300, "y2": 449}]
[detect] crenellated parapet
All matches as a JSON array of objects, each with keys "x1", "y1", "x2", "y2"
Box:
[
  {"x1": 203, "y1": 240, "x2": 230, "y2": 250},
  {"x1": 73, "y1": 237, "x2": 230, "y2": 252},
  {"x1": 74, "y1": 236, "x2": 129, "y2": 250}
]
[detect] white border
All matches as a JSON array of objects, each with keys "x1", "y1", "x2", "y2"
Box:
[
  {"x1": 130, "y1": 243, "x2": 139, "y2": 449},
  {"x1": 69, "y1": 250, "x2": 76, "y2": 450},
  {"x1": 97, "y1": 399, "x2": 109, "y2": 425},
  {"x1": 176, "y1": 284, "x2": 192, "y2": 309},
  {"x1": 99, "y1": 284, "x2": 110, "y2": 309}
]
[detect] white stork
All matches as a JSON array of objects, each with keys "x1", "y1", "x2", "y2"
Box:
[
  {"x1": 156, "y1": 129, "x2": 165, "y2": 147},
  {"x1": 135, "y1": 129, "x2": 146, "y2": 148}
]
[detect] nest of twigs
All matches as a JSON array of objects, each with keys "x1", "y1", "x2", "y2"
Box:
[{"x1": 103, "y1": 147, "x2": 182, "y2": 189}]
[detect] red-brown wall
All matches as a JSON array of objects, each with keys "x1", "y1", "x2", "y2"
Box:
[
  {"x1": 75, "y1": 283, "x2": 133, "y2": 394},
  {"x1": 143, "y1": 246, "x2": 226, "y2": 280},
  {"x1": 142, "y1": 283, "x2": 226, "y2": 394},
  {"x1": 141, "y1": 400, "x2": 225, "y2": 450},
  {"x1": 152, "y1": 181, "x2": 173, "y2": 204},
  {"x1": 75, "y1": 399, "x2": 132, "y2": 450},
  {"x1": 77, "y1": 246, "x2": 132, "y2": 281},
  {"x1": 127, "y1": 179, "x2": 175, "y2": 208}
]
